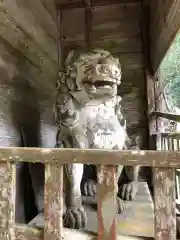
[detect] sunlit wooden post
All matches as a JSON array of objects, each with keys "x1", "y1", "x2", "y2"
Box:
[
  {"x1": 44, "y1": 163, "x2": 64, "y2": 240},
  {"x1": 97, "y1": 165, "x2": 117, "y2": 240}
]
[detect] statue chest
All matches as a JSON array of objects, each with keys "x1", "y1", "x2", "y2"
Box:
[{"x1": 78, "y1": 104, "x2": 125, "y2": 149}]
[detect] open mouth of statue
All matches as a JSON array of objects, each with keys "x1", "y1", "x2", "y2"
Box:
[
  {"x1": 84, "y1": 80, "x2": 115, "y2": 89},
  {"x1": 94, "y1": 80, "x2": 114, "y2": 87}
]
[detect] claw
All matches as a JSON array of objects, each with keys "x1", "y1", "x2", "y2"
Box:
[
  {"x1": 119, "y1": 181, "x2": 138, "y2": 201},
  {"x1": 82, "y1": 179, "x2": 97, "y2": 196},
  {"x1": 64, "y1": 206, "x2": 87, "y2": 229}
]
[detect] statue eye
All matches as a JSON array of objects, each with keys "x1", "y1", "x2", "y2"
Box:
[{"x1": 100, "y1": 65, "x2": 108, "y2": 73}]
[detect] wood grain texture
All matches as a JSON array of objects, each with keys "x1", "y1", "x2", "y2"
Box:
[
  {"x1": 44, "y1": 164, "x2": 63, "y2": 240},
  {"x1": 146, "y1": 74, "x2": 157, "y2": 135},
  {"x1": 0, "y1": 163, "x2": 16, "y2": 240},
  {"x1": 155, "y1": 133, "x2": 176, "y2": 239},
  {"x1": 0, "y1": 3, "x2": 57, "y2": 97},
  {"x1": 12, "y1": 0, "x2": 57, "y2": 41},
  {"x1": 62, "y1": 4, "x2": 141, "y2": 42},
  {"x1": 62, "y1": 8, "x2": 85, "y2": 42},
  {"x1": 62, "y1": 37, "x2": 142, "y2": 54},
  {"x1": 97, "y1": 165, "x2": 117, "y2": 240},
  {"x1": 150, "y1": 0, "x2": 180, "y2": 73},
  {"x1": 154, "y1": 168, "x2": 176, "y2": 240},
  {"x1": 1, "y1": 147, "x2": 180, "y2": 167},
  {"x1": 0, "y1": 37, "x2": 56, "y2": 97},
  {"x1": 0, "y1": 0, "x2": 57, "y2": 62}
]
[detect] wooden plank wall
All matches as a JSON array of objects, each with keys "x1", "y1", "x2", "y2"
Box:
[
  {"x1": 0, "y1": 0, "x2": 57, "y2": 90},
  {"x1": 150, "y1": 0, "x2": 180, "y2": 74},
  {"x1": 0, "y1": 0, "x2": 58, "y2": 222},
  {"x1": 0, "y1": 0, "x2": 58, "y2": 126},
  {"x1": 61, "y1": 2, "x2": 148, "y2": 147}
]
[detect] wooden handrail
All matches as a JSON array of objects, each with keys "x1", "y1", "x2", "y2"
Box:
[
  {"x1": 149, "y1": 111, "x2": 180, "y2": 122},
  {"x1": 168, "y1": 132, "x2": 180, "y2": 140},
  {"x1": 0, "y1": 147, "x2": 180, "y2": 167},
  {"x1": 0, "y1": 147, "x2": 178, "y2": 240}
]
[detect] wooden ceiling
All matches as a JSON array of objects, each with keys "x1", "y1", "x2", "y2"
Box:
[{"x1": 56, "y1": 0, "x2": 141, "y2": 9}]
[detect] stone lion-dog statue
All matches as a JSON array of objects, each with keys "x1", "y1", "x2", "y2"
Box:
[{"x1": 54, "y1": 49, "x2": 140, "y2": 229}]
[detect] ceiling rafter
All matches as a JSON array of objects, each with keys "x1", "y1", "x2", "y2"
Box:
[
  {"x1": 56, "y1": 0, "x2": 141, "y2": 10},
  {"x1": 84, "y1": 0, "x2": 92, "y2": 50}
]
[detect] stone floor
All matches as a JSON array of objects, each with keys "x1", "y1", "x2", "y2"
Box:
[{"x1": 29, "y1": 182, "x2": 154, "y2": 238}]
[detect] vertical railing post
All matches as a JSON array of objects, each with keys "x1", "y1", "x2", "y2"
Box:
[
  {"x1": 154, "y1": 134, "x2": 176, "y2": 240},
  {"x1": 97, "y1": 165, "x2": 117, "y2": 240},
  {"x1": 44, "y1": 163, "x2": 64, "y2": 240},
  {"x1": 0, "y1": 162, "x2": 16, "y2": 240},
  {"x1": 154, "y1": 167, "x2": 176, "y2": 240}
]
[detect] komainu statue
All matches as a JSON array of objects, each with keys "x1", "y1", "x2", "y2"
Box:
[{"x1": 54, "y1": 49, "x2": 140, "y2": 229}]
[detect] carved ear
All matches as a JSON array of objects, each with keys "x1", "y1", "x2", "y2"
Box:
[{"x1": 65, "y1": 50, "x2": 76, "y2": 67}]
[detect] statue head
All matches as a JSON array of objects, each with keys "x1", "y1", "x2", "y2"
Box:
[{"x1": 60, "y1": 49, "x2": 122, "y2": 99}]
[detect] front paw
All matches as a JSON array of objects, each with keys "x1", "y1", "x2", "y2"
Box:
[
  {"x1": 119, "y1": 181, "x2": 138, "y2": 201},
  {"x1": 81, "y1": 179, "x2": 97, "y2": 196},
  {"x1": 63, "y1": 206, "x2": 87, "y2": 229}
]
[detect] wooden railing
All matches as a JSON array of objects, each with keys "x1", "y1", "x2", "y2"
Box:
[{"x1": 0, "y1": 147, "x2": 179, "y2": 240}]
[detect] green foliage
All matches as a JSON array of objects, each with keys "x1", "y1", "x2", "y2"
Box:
[{"x1": 160, "y1": 33, "x2": 180, "y2": 108}]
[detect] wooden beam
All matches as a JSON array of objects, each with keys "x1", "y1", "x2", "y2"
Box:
[
  {"x1": 84, "y1": 0, "x2": 92, "y2": 51},
  {"x1": 57, "y1": 10, "x2": 64, "y2": 71},
  {"x1": 149, "y1": 111, "x2": 180, "y2": 122},
  {"x1": 56, "y1": 0, "x2": 141, "y2": 10},
  {"x1": 141, "y1": 0, "x2": 156, "y2": 137},
  {"x1": 61, "y1": 4, "x2": 141, "y2": 42},
  {"x1": 0, "y1": 147, "x2": 180, "y2": 167},
  {"x1": 61, "y1": 37, "x2": 142, "y2": 54},
  {"x1": 168, "y1": 132, "x2": 180, "y2": 140}
]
